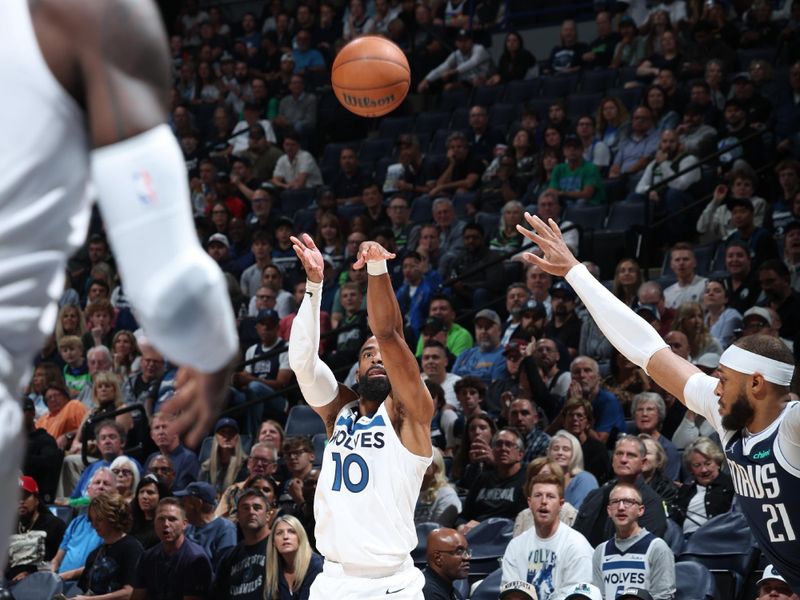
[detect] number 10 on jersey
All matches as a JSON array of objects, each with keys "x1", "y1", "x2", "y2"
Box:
[{"x1": 331, "y1": 452, "x2": 370, "y2": 493}]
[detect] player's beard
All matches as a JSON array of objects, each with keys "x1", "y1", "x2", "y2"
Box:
[
  {"x1": 358, "y1": 374, "x2": 392, "y2": 403},
  {"x1": 721, "y1": 390, "x2": 755, "y2": 431}
]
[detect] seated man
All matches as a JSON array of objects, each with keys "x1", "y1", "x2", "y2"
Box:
[
  {"x1": 414, "y1": 295, "x2": 474, "y2": 358},
  {"x1": 439, "y1": 223, "x2": 505, "y2": 312},
  {"x1": 592, "y1": 482, "x2": 675, "y2": 600},
  {"x1": 457, "y1": 429, "x2": 528, "y2": 534},
  {"x1": 549, "y1": 135, "x2": 605, "y2": 206},
  {"x1": 215, "y1": 442, "x2": 279, "y2": 520},
  {"x1": 422, "y1": 528, "x2": 471, "y2": 600},
  {"x1": 662, "y1": 243, "x2": 708, "y2": 310},
  {"x1": 69, "y1": 420, "x2": 141, "y2": 499},
  {"x1": 177, "y1": 482, "x2": 237, "y2": 571},
  {"x1": 502, "y1": 473, "x2": 594, "y2": 599},
  {"x1": 451, "y1": 309, "x2": 505, "y2": 386},
  {"x1": 144, "y1": 412, "x2": 200, "y2": 492},
  {"x1": 270, "y1": 130, "x2": 323, "y2": 190}
]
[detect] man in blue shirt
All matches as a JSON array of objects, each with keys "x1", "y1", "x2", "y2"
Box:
[
  {"x1": 145, "y1": 412, "x2": 200, "y2": 491},
  {"x1": 569, "y1": 356, "x2": 626, "y2": 447},
  {"x1": 452, "y1": 309, "x2": 505, "y2": 386},
  {"x1": 176, "y1": 482, "x2": 237, "y2": 572}
]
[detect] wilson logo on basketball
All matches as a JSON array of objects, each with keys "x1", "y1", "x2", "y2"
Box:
[{"x1": 342, "y1": 93, "x2": 396, "y2": 108}]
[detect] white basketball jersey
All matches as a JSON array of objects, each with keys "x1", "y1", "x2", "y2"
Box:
[
  {"x1": 0, "y1": 0, "x2": 91, "y2": 384},
  {"x1": 315, "y1": 401, "x2": 431, "y2": 571}
]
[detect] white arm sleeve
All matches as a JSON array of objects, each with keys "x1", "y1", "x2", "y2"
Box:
[
  {"x1": 778, "y1": 403, "x2": 800, "y2": 472},
  {"x1": 90, "y1": 125, "x2": 237, "y2": 372},
  {"x1": 682, "y1": 372, "x2": 723, "y2": 435},
  {"x1": 565, "y1": 264, "x2": 668, "y2": 373},
  {"x1": 288, "y1": 279, "x2": 338, "y2": 407}
]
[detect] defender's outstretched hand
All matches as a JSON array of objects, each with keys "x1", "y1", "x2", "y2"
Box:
[
  {"x1": 353, "y1": 241, "x2": 396, "y2": 269},
  {"x1": 291, "y1": 234, "x2": 324, "y2": 283},
  {"x1": 516, "y1": 213, "x2": 580, "y2": 277},
  {"x1": 166, "y1": 363, "x2": 234, "y2": 449}
]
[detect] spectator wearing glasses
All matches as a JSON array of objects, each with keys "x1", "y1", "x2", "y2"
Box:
[
  {"x1": 216, "y1": 443, "x2": 279, "y2": 521},
  {"x1": 145, "y1": 412, "x2": 200, "y2": 493},
  {"x1": 422, "y1": 528, "x2": 471, "y2": 600},
  {"x1": 147, "y1": 454, "x2": 177, "y2": 494},
  {"x1": 592, "y1": 482, "x2": 675, "y2": 600}
]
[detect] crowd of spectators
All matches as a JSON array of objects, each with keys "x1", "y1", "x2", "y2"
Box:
[{"x1": 11, "y1": 0, "x2": 800, "y2": 598}]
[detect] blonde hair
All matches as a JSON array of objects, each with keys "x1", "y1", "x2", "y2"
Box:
[
  {"x1": 58, "y1": 334, "x2": 83, "y2": 352},
  {"x1": 91, "y1": 371, "x2": 124, "y2": 409},
  {"x1": 523, "y1": 457, "x2": 565, "y2": 497},
  {"x1": 672, "y1": 301, "x2": 714, "y2": 358},
  {"x1": 548, "y1": 430, "x2": 585, "y2": 476},
  {"x1": 88, "y1": 492, "x2": 132, "y2": 533},
  {"x1": 638, "y1": 433, "x2": 667, "y2": 474},
  {"x1": 683, "y1": 436, "x2": 724, "y2": 469},
  {"x1": 55, "y1": 305, "x2": 86, "y2": 342},
  {"x1": 265, "y1": 515, "x2": 313, "y2": 598},
  {"x1": 420, "y1": 448, "x2": 454, "y2": 503},
  {"x1": 203, "y1": 433, "x2": 247, "y2": 490}
]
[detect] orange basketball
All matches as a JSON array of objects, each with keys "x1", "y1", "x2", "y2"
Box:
[{"x1": 331, "y1": 36, "x2": 410, "y2": 118}]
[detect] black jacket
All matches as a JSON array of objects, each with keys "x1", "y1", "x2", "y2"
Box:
[
  {"x1": 24, "y1": 427, "x2": 63, "y2": 504},
  {"x1": 671, "y1": 471, "x2": 734, "y2": 527}
]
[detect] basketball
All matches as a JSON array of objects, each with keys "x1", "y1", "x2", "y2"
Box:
[{"x1": 331, "y1": 36, "x2": 410, "y2": 118}]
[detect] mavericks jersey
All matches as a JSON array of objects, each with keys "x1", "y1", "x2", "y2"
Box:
[
  {"x1": 685, "y1": 374, "x2": 800, "y2": 592},
  {"x1": 315, "y1": 401, "x2": 431, "y2": 571}
]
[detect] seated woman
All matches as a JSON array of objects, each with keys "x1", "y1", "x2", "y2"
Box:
[
  {"x1": 513, "y1": 457, "x2": 577, "y2": 536},
  {"x1": 671, "y1": 302, "x2": 723, "y2": 362},
  {"x1": 130, "y1": 474, "x2": 168, "y2": 550},
  {"x1": 265, "y1": 515, "x2": 323, "y2": 600},
  {"x1": 547, "y1": 397, "x2": 611, "y2": 484},
  {"x1": 638, "y1": 434, "x2": 678, "y2": 508},
  {"x1": 69, "y1": 371, "x2": 132, "y2": 456},
  {"x1": 198, "y1": 418, "x2": 249, "y2": 496},
  {"x1": 673, "y1": 437, "x2": 734, "y2": 536},
  {"x1": 547, "y1": 430, "x2": 598, "y2": 509},
  {"x1": 450, "y1": 414, "x2": 497, "y2": 491},
  {"x1": 416, "y1": 448, "x2": 462, "y2": 527},
  {"x1": 110, "y1": 455, "x2": 140, "y2": 504},
  {"x1": 631, "y1": 392, "x2": 681, "y2": 481}
]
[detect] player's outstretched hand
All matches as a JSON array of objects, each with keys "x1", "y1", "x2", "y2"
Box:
[
  {"x1": 516, "y1": 213, "x2": 580, "y2": 278},
  {"x1": 353, "y1": 241, "x2": 396, "y2": 269},
  {"x1": 164, "y1": 363, "x2": 233, "y2": 449},
  {"x1": 290, "y1": 234, "x2": 324, "y2": 283}
]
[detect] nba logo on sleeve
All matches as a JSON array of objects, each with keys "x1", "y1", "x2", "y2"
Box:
[{"x1": 132, "y1": 170, "x2": 159, "y2": 206}]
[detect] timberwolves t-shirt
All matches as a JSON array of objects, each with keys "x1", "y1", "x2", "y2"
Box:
[
  {"x1": 211, "y1": 537, "x2": 268, "y2": 600},
  {"x1": 79, "y1": 534, "x2": 142, "y2": 594}
]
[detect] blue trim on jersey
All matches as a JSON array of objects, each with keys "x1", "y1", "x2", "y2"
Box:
[
  {"x1": 603, "y1": 561, "x2": 646, "y2": 571},
  {"x1": 336, "y1": 414, "x2": 386, "y2": 433}
]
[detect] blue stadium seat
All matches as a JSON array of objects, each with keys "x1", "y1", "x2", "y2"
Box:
[
  {"x1": 566, "y1": 92, "x2": 603, "y2": 119},
  {"x1": 48, "y1": 505, "x2": 74, "y2": 525},
  {"x1": 475, "y1": 212, "x2": 501, "y2": 237},
  {"x1": 379, "y1": 116, "x2": 414, "y2": 140},
  {"x1": 610, "y1": 86, "x2": 643, "y2": 112},
  {"x1": 664, "y1": 517, "x2": 685, "y2": 555},
  {"x1": 504, "y1": 79, "x2": 540, "y2": 104},
  {"x1": 675, "y1": 561, "x2": 718, "y2": 600},
  {"x1": 736, "y1": 47, "x2": 777, "y2": 70},
  {"x1": 10, "y1": 572, "x2": 63, "y2": 600},
  {"x1": 440, "y1": 88, "x2": 471, "y2": 111},
  {"x1": 472, "y1": 84, "x2": 505, "y2": 107},
  {"x1": 410, "y1": 195, "x2": 433, "y2": 223},
  {"x1": 465, "y1": 517, "x2": 514, "y2": 577},
  {"x1": 540, "y1": 74, "x2": 579, "y2": 98},
  {"x1": 198, "y1": 434, "x2": 253, "y2": 467},
  {"x1": 617, "y1": 66, "x2": 639, "y2": 86},
  {"x1": 563, "y1": 204, "x2": 607, "y2": 231},
  {"x1": 470, "y1": 567, "x2": 503, "y2": 600},
  {"x1": 321, "y1": 141, "x2": 359, "y2": 173},
  {"x1": 373, "y1": 156, "x2": 393, "y2": 185},
  {"x1": 581, "y1": 68, "x2": 617, "y2": 94},
  {"x1": 526, "y1": 97, "x2": 557, "y2": 121},
  {"x1": 280, "y1": 188, "x2": 315, "y2": 215},
  {"x1": 606, "y1": 201, "x2": 647, "y2": 230},
  {"x1": 661, "y1": 243, "x2": 716, "y2": 277},
  {"x1": 294, "y1": 208, "x2": 317, "y2": 234},
  {"x1": 450, "y1": 106, "x2": 470, "y2": 130},
  {"x1": 488, "y1": 103, "x2": 518, "y2": 131},
  {"x1": 337, "y1": 204, "x2": 366, "y2": 220},
  {"x1": 284, "y1": 405, "x2": 327, "y2": 437},
  {"x1": 430, "y1": 129, "x2": 456, "y2": 155},
  {"x1": 358, "y1": 137, "x2": 395, "y2": 163},
  {"x1": 415, "y1": 111, "x2": 451, "y2": 134},
  {"x1": 412, "y1": 521, "x2": 441, "y2": 567},
  {"x1": 311, "y1": 432, "x2": 327, "y2": 467},
  {"x1": 677, "y1": 512, "x2": 759, "y2": 600}
]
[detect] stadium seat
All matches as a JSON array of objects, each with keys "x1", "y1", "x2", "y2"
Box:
[
  {"x1": 430, "y1": 128, "x2": 456, "y2": 155},
  {"x1": 378, "y1": 116, "x2": 414, "y2": 140},
  {"x1": 284, "y1": 405, "x2": 327, "y2": 437},
  {"x1": 610, "y1": 86, "x2": 643, "y2": 112},
  {"x1": 661, "y1": 243, "x2": 716, "y2": 277},
  {"x1": 674, "y1": 561, "x2": 718, "y2": 600},
  {"x1": 736, "y1": 47, "x2": 777, "y2": 69},
  {"x1": 504, "y1": 79, "x2": 540, "y2": 104},
  {"x1": 581, "y1": 68, "x2": 617, "y2": 94},
  {"x1": 10, "y1": 572, "x2": 63, "y2": 600},
  {"x1": 412, "y1": 521, "x2": 441, "y2": 567},
  {"x1": 562, "y1": 204, "x2": 607, "y2": 231},
  {"x1": 566, "y1": 92, "x2": 603, "y2": 119},
  {"x1": 475, "y1": 212, "x2": 501, "y2": 237},
  {"x1": 280, "y1": 188, "x2": 315, "y2": 215},
  {"x1": 293, "y1": 208, "x2": 317, "y2": 234},
  {"x1": 311, "y1": 432, "x2": 327, "y2": 467},
  {"x1": 617, "y1": 66, "x2": 639, "y2": 86},
  {"x1": 580, "y1": 229, "x2": 632, "y2": 280},
  {"x1": 358, "y1": 137, "x2": 395, "y2": 163},
  {"x1": 321, "y1": 141, "x2": 359, "y2": 173},
  {"x1": 440, "y1": 87, "x2": 471, "y2": 111},
  {"x1": 465, "y1": 517, "x2": 514, "y2": 577},
  {"x1": 663, "y1": 518, "x2": 685, "y2": 555},
  {"x1": 415, "y1": 111, "x2": 451, "y2": 135},
  {"x1": 470, "y1": 567, "x2": 503, "y2": 600},
  {"x1": 677, "y1": 512, "x2": 759, "y2": 599},
  {"x1": 540, "y1": 74, "x2": 579, "y2": 98},
  {"x1": 450, "y1": 106, "x2": 470, "y2": 130},
  {"x1": 453, "y1": 578, "x2": 469, "y2": 598},
  {"x1": 488, "y1": 103, "x2": 518, "y2": 131},
  {"x1": 336, "y1": 204, "x2": 366, "y2": 220},
  {"x1": 199, "y1": 434, "x2": 253, "y2": 465},
  {"x1": 472, "y1": 84, "x2": 505, "y2": 107},
  {"x1": 526, "y1": 97, "x2": 557, "y2": 121},
  {"x1": 453, "y1": 192, "x2": 476, "y2": 219},
  {"x1": 48, "y1": 505, "x2": 74, "y2": 525},
  {"x1": 606, "y1": 201, "x2": 647, "y2": 230},
  {"x1": 373, "y1": 156, "x2": 393, "y2": 185}
]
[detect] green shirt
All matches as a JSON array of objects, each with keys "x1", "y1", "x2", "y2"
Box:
[
  {"x1": 549, "y1": 160, "x2": 606, "y2": 205},
  {"x1": 415, "y1": 322, "x2": 474, "y2": 358}
]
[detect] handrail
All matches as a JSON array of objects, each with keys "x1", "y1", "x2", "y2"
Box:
[{"x1": 82, "y1": 403, "x2": 147, "y2": 467}]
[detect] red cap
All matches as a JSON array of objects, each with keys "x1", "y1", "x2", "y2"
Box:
[{"x1": 19, "y1": 476, "x2": 39, "y2": 495}]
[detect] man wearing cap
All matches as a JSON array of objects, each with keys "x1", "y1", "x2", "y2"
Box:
[
  {"x1": 617, "y1": 588, "x2": 655, "y2": 600},
  {"x1": 417, "y1": 29, "x2": 492, "y2": 93},
  {"x1": 499, "y1": 580, "x2": 539, "y2": 600},
  {"x1": 502, "y1": 473, "x2": 593, "y2": 599},
  {"x1": 6, "y1": 476, "x2": 65, "y2": 582},
  {"x1": 177, "y1": 481, "x2": 236, "y2": 570},
  {"x1": 231, "y1": 308, "x2": 292, "y2": 437},
  {"x1": 758, "y1": 260, "x2": 800, "y2": 340},
  {"x1": 632, "y1": 129, "x2": 700, "y2": 243},
  {"x1": 730, "y1": 71, "x2": 773, "y2": 128},
  {"x1": 422, "y1": 528, "x2": 470, "y2": 600},
  {"x1": 562, "y1": 582, "x2": 603, "y2": 600},
  {"x1": 545, "y1": 282, "x2": 582, "y2": 359},
  {"x1": 416, "y1": 295, "x2": 475, "y2": 358},
  {"x1": 207, "y1": 232, "x2": 234, "y2": 273},
  {"x1": 593, "y1": 482, "x2": 675, "y2": 600},
  {"x1": 518, "y1": 214, "x2": 800, "y2": 593},
  {"x1": 22, "y1": 396, "x2": 61, "y2": 504},
  {"x1": 452, "y1": 309, "x2": 505, "y2": 386},
  {"x1": 211, "y1": 489, "x2": 273, "y2": 598},
  {"x1": 132, "y1": 497, "x2": 213, "y2": 600},
  {"x1": 755, "y1": 565, "x2": 800, "y2": 600},
  {"x1": 548, "y1": 135, "x2": 605, "y2": 206}
]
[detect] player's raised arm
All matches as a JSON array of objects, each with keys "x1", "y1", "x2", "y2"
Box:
[
  {"x1": 354, "y1": 242, "x2": 435, "y2": 455},
  {"x1": 288, "y1": 234, "x2": 356, "y2": 432},
  {"x1": 516, "y1": 214, "x2": 702, "y2": 403}
]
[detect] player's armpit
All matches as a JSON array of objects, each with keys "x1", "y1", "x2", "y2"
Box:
[{"x1": 646, "y1": 347, "x2": 703, "y2": 405}]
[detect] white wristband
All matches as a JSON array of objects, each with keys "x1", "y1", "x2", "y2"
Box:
[{"x1": 367, "y1": 260, "x2": 388, "y2": 276}]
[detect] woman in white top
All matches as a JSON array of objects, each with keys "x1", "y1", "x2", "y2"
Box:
[
  {"x1": 546, "y1": 430, "x2": 597, "y2": 509},
  {"x1": 415, "y1": 448, "x2": 461, "y2": 527}
]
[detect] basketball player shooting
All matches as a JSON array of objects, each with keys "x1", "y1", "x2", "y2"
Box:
[
  {"x1": 0, "y1": 0, "x2": 236, "y2": 570},
  {"x1": 289, "y1": 233, "x2": 434, "y2": 599},
  {"x1": 517, "y1": 214, "x2": 800, "y2": 593}
]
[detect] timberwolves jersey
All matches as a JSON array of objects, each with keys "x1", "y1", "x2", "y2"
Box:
[
  {"x1": 598, "y1": 531, "x2": 659, "y2": 600},
  {"x1": 314, "y1": 401, "x2": 431, "y2": 570},
  {"x1": 685, "y1": 374, "x2": 800, "y2": 592}
]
